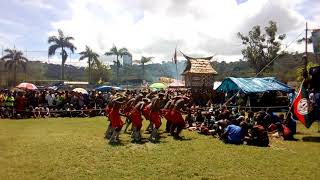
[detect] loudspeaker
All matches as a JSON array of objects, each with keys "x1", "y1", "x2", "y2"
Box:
[{"x1": 310, "y1": 66, "x2": 320, "y2": 92}]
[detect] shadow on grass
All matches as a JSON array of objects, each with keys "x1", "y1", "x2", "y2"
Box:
[
  {"x1": 108, "y1": 141, "x2": 125, "y2": 146},
  {"x1": 173, "y1": 137, "x2": 192, "y2": 141},
  {"x1": 302, "y1": 136, "x2": 320, "y2": 143}
]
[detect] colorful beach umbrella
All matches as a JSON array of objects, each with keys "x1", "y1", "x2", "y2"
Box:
[
  {"x1": 16, "y1": 82, "x2": 37, "y2": 90},
  {"x1": 149, "y1": 82, "x2": 167, "y2": 90},
  {"x1": 72, "y1": 88, "x2": 88, "y2": 94}
]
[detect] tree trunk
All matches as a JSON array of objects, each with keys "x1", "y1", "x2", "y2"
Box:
[
  {"x1": 61, "y1": 47, "x2": 65, "y2": 81},
  {"x1": 88, "y1": 57, "x2": 91, "y2": 84}
]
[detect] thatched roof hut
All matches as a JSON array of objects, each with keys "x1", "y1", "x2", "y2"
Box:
[{"x1": 181, "y1": 53, "x2": 218, "y2": 88}]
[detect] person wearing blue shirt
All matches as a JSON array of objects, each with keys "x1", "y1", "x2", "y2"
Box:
[{"x1": 222, "y1": 122, "x2": 242, "y2": 145}]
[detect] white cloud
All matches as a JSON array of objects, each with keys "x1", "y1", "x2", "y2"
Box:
[
  {"x1": 49, "y1": 0, "x2": 317, "y2": 63},
  {"x1": 14, "y1": 0, "x2": 53, "y2": 9}
]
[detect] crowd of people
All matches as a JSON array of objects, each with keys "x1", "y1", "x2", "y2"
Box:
[
  {"x1": 103, "y1": 90, "x2": 297, "y2": 145},
  {"x1": 0, "y1": 89, "x2": 109, "y2": 119},
  {"x1": 0, "y1": 88, "x2": 297, "y2": 146}
]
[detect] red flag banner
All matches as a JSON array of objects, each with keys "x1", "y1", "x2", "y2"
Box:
[{"x1": 293, "y1": 84, "x2": 315, "y2": 128}]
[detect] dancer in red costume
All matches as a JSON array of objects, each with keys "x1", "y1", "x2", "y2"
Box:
[
  {"x1": 149, "y1": 93, "x2": 165, "y2": 142},
  {"x1": 129, "y1": 100, "x2": 145, "y2": 143},
  {"x1": 123, "y1": 94, "x2": 143, "y2": 133},
  {"x1": 109, "y1": 97, "x2": 126, "y2": 143},
  {"x1": 104, "y1": 101, "x2": 114, "y2": 139},
  {"x1": 170, "y1": 98, "x2": 189, "y2": 139}
]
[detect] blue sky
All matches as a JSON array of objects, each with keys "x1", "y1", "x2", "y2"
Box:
[{"x1": 0, "y1": 0, "x2": 319, "y2": 65}]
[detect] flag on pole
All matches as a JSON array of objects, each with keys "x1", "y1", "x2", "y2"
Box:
[
  {"x1": 311, "y1": 29, "x2": 320, "y2": 54},
  {"x1": 293, "y1": 84, "x2": 315, "y2": 128},
  {"x1": 172, "y1": 48, "x2": 177, "y2": 64}
]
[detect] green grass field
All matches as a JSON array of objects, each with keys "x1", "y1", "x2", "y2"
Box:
[{"x1": 0, "y1": 117, "x2": 319, "y2": 180}]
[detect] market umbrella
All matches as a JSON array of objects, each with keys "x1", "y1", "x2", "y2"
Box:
[
  {"x1": 95, "y1": 85, "x2": 113, "y2": 92},
  {"x1": 16, "y1": 82, "x2": 37, "y2": 90},
  {"x1": 72, "y1": 88, "x2": 88, "y2": 94},
  {"x1": 149, "y1": 82, "x2": 167, "y2": 90}
]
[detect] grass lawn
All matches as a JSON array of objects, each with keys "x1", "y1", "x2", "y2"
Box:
[{"x1": 0, "y1": 117, "x2": 319, "y2": 180}]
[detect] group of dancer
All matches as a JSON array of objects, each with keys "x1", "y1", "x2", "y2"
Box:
[
  {"x1": 102, "y1": 89, "x2": 298, "y2": 146},
  {"x1": 104, "y1": 91, "x2": 190, "y2": 143}
]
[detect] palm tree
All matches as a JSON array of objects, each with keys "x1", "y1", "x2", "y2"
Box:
[
  {"x1": 48, "y1": 29, "x2": 76, "y2": 81},
  {"x1": 79, "y1": 46, "x2": 100, "y2": 84},
  {"x1": 104, "y1": 45, "x2": 130, "y2": 85},
  {"x1": 134, "y1": 56, "x2": 153, "y2": 80},
  {"x1": 1, "y1": 48, "x2": 28, "y2": 86}
]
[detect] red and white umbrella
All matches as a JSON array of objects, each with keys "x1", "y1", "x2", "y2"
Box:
[{"x1": 16, "y1": 82, "x2": 38, "y2": 90}]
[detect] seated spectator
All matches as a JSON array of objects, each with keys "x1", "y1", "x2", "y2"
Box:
[
  {"x1": 249, "y1": 120, "x2": 269, "y2": 147},
  {"x1": 221, "y1": 119, "x2": 242, "y2": 145},
  {"x1": 195, "y1": 110, "x2": 204, "y2": 123}
]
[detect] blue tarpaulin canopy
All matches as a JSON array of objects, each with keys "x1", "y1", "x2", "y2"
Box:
[{"x1": 216, "y1": 77, "x2": 294, "y2": 94}]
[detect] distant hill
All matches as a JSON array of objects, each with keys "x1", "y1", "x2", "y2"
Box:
[
  {"x1": 0, "y1": 52, "x2": 318, "y2": 87},
  {"x1": 212, "y1": 52, "x2": 319, "y2": 82}
]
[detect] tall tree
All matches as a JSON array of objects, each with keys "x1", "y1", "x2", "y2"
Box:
[
  {"x1": 134, "y1": 56, "x2": 153, "y2": 80},
  {"x1": 104, "y1": 45, "x2": 130, "y2": 85},
  {"x1": 90, "y1": 62, "x2": 112, "y2": 84},
  {"x1": 1, "y1": 48, "x2": 28, "y2": 86},
  {"x1": 48, "y1": 29, "x2": 76, "y2": 81},
  {"x1": 79, "y1": 46, "x2": 100, "y2": 84},
  {"x1": 237, "y1": 21, "x2": 286, "y2": 75}
]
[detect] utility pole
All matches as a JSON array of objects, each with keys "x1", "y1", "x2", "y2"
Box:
[
  {"x1": 305, "y1": 22, "x2": 308, "y2": 69},
  {"x1": 302, "y1": 22, "x2": 308, "y2": 80}
]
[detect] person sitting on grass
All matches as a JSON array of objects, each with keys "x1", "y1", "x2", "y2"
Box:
[
  {"x1": 195, "y1": 109, "x2": 204, "y2": 124},
  {"x1": 249, "y1": 120, "x2": 269, "y2": 147},
  {"x1": 221, "y1": 119, "x2": 242, "y2": 145},
  {"x1": 185, "y1": 109, "x2": 194, "y2": 128}
]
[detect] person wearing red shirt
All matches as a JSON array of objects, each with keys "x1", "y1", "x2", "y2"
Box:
[{"x1": 15, "y1": 92, "x2": 26, "y2": 118}]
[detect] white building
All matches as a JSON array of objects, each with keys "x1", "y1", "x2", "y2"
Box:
[{"x1": 122, "y1": 54, "x2": 132, "y2": 66}]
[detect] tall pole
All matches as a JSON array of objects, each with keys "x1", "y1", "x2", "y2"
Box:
[
  {"x1": 302, "y1": 22, "x2": 308, "y2": 82},
  {"x1": 305, "y1": 22, "x2": 308, "y2": 69}
]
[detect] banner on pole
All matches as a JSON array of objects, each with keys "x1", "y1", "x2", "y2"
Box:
[
  {"x1": 311, "y1": 29, "x2": 320, "y2": 54},
  {"x1": 293, "y1": 84, "x2": 317, "y2": 128}
]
